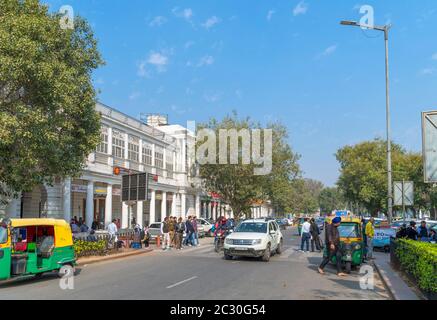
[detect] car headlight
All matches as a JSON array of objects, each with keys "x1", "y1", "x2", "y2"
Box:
[
  {"x1": 252, "y1": 239, "x2": 262, "y2": 245},
  {"x1": 225, "y1": 239, "x2": 233, "y2": 245}
]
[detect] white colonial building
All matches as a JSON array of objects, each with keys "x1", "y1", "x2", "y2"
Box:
[
  {"x1": 1, "y1": 102, "x2": 273, "y2": 226},
  {"x1": 2, "y1": 103, "x2": 206, "y2": 228}
]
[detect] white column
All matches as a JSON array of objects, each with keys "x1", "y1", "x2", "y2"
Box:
[
  {"x1": 86, "y1": 181, "x2": 94, "y2": 228},
  {"x1": 63, "y1": 178, "x2": 71, "y2": 222},
  {"x1": 105, "y1": 184, "x2": 113, "y2": 227},
  {"x1": 150, "y1": 190, "x2": 156, "y2": 223},
  {"x1": 171, "y1": 193, "x2": 177, "y2": 216},
  {"x1": 137, "y1": 201, "x2": 144, "y2": 227},
  {"x1": 208, "y1": 202, "x2": 212, "y2": 220},
  {"x1": 161, "y1": 192, "x2": 167, "y2": 218},
  {"x1": 213, "y1": 203, "x2": 217, "y2": 220},
  {"x1": 107, "y1": 128, "x2": 113, "y2": 155},
  {"x1": 195, "y1": 195, "x2": 201, "y2": 218},
  {"x1": 181, "y1": 193, "x2": 186, "y2": 218},
  {"x1": 122, "y1": 202, "x2": 129, "y2": 228}
]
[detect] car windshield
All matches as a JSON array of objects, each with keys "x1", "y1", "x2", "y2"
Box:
[
  {"x1": 235, "y1": 222, "x2": 267, "y2": 233},
  {"x1": 0, "y1": 226, "x2": 7, "y2": 244},
  {"x1": 338, "y1": 224, "x2": 360, "y2": 238}
]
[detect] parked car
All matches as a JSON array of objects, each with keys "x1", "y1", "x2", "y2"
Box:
[
  {"x1": 148, "y1": 222, "x2": 162, "y2": 241},
  {"x1": 223, "y1": 218, "x2": 283, "y2": 262},
  {"x1": 197, "y1": 218, "x2": 214, "y2": 236},
  {"x1": 275, "y1": 219, "x2": 287, "y2": 230}
]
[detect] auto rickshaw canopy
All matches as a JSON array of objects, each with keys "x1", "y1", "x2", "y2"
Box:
[{"x1": 9, "y1": 218, "x2": 73, "y2": 248}]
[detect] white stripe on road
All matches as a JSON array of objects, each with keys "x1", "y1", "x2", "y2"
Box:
[{"x1": 166, "y1": 276, "x2": 198, "y2": 289}]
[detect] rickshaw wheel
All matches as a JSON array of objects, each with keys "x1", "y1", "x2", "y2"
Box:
[{"x1": 345, "y1": 262, "x2": 352, "y2": 274}]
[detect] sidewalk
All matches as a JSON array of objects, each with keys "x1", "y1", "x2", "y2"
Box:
[
  {"x1": 77, "y1": 247, "x2": 153, "y2": 266},
  {"x1": 373, "y1": 252, "x2": 421, "y2": 300}
]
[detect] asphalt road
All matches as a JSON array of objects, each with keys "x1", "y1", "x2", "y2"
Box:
[{"x1": 0, "y1": 227, "x2": 390, "y2": 300}]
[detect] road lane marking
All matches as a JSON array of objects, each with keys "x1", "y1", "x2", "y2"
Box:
[{"x1": 166, "y1": 276, "x2": 198, "y2": 289}]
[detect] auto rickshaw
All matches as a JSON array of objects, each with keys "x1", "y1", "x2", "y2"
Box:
[
  {"x1": 0, "y1": 218, "x2": 76, "y2": 281},
  {"x1": 323, "y1": 217, "x2": 364, "y2": 274}
]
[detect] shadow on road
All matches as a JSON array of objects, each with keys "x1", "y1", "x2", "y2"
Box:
[{"x1": 0, "y1": 268, "x2": 83, "y2": 289}]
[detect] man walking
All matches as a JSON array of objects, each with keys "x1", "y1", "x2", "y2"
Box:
[
  {"x1": 175, "y1": 217, "x2": 185, "y2": 250},
  {"x1": 318, "y1": 217, "x2": 347, "y2": 277},
  {"x1": 107, "y1": 219, "x2": 118, "y2": 246},
  {"x1": 161, "y1": 217, "x2": 171, "y2": 251},
  {"x1": 300, "y1": 218, "x2": 311, "y2": 252},
  {"x1": 310, "y1": 218, "x2": 321, "y2": 252},
  {"x1": 184, "y1": 216, "x2": 194, "y2": 246},
  {"x1": 192, "y1": 216, "x2": 199, "y2": 247},
  {"x1": 365, "y1": 217, "x2": 375, "y2": 260},
  {"x1": 169, "y1": 216, "x2": 176, "y2": 248}
]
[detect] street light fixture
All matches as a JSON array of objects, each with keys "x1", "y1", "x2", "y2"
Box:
[{"x1": 340, "y1": 19, "x2": 394, "y2": 224}]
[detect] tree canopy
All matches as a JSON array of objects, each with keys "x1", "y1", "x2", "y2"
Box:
[
  {"x1": 0, "y1": 0, "x2": 103, "y2": 200},
  {"x1": 197, "y1": 113, "x2": 301, "y2": 220}
]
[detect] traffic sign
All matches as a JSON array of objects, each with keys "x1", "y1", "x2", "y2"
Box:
[
  {"x1": 394, "y1": 181, "x2": 414, "y2": 206},
  {"x1": 121, "y1": 172, "x2": 149, "y2": 202}
]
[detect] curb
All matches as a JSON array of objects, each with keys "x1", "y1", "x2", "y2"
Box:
[
  {"x1": 372, "y1": 260, "x2": 397, "y2": 300},
  {"x1": 77, "y1": 248, "x2": 154, "y2": 266}
]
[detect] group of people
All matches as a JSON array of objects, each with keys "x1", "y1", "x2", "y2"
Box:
[
  {"x1": 160, "y1": 215, "x2": 201, "y2": 251},
  {"x1": 299, "y1": 218, "x2": 323, "y2": 253},
  {"x1": 395, "y1": 220, "x2": 437, "y2": 242}
]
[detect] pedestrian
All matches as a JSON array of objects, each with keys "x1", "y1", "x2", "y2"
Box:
[
  {"x1": 91, "y1": 220, "x2": 99, "y2": 231},
  {"x1": 318, "y1": 217, "x2": 347, "y2": 277},
  {"x1": 406, "y1": 221, "x2": 418, "y2": 240},
  {"x1": 184, "y1": 216, "x2": 194, "y2": 246},
  {"x1": 70, "y1": 219, "x2": 80, "y2": 234},
  {"x1": 107, "y1": 219, "x2": 118, "y2": 245},
  {"x1": 80, "y1": 220, "x2": 89, "y2": 233},
  {"x1": 417, "y1": 221, "x2": 429, "y2": 242},
  {"x1": 142, "y1": 225, "x2": 150, "y2": 248},
  {"x1": 193, "y1": 216, "x2": 199, "y2": 247},
  {"x1": 300, "y1": 218, "x2": 311, "y2": 252},
  {"x1": 116, "y1": 218, "x2": 121, "y2": 230},
  {"x1": 365, "y1": 217, "x2": 375, "y2": 260},
  {"x1": 169, "y1": 216, "x2": 176, "y2": 248},
  {"x1": 161, "y1": 217, "x2": 171, "y2": 251},
  {"x1": 396, "y1": 224, "x2": 408, "y2": 239},
  {"x1": 310, "y1": 218, "x2": 321, "y2": 252},
  {"x1": 429, "y1": 229, "x2": 437, "y2": 243},
  {"x1": 175, "y1": 217, "x2": 185, "y2": 250}
]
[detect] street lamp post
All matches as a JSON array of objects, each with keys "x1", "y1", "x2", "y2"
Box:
[{"x1": 340, "y1": 20, "x2": 393, "y2": 223}]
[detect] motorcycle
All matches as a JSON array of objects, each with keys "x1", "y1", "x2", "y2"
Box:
[{"x1": 214, "y1": 228, "x2": 232, "y2": 252}]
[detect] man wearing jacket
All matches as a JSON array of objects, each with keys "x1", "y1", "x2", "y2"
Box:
[{"x1": 318, "y1": 217, "x2": 347, "y2": 277}]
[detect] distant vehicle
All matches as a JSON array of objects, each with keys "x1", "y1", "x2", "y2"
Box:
[
  {"x1": 275, "y1": 219, "x2": 287, "y2": 230},
  {"x1": 148, "y1": 223, "x2": 162, "y2": 241},
  {"x1": 316, "y1": 217, "x2": 325, "y2": 231},
  {"x1": 197, "y1": 218, "x2": 214, "y2": 236},
  {"x1": 223, "y1": 218, "x2": 283, "y2": 262}
]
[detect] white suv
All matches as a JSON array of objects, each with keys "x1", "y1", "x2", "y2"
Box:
[{"x1": 223, "y1": 219, "x2": 283, "y2": 262}]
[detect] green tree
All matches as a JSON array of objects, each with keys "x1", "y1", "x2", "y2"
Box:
[
  {"x1": 318, "y1": 187, "x2": 345, "y2": 214},
  {"x1": 197, "y1": 113, "x2": 301, "y2": 220},
  {"x1": 0, "y1": 0, "x2": 103, "y2": 202}
]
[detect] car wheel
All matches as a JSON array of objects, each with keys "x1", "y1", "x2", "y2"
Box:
[
  {"x1": 262, "y1": 244, "x2": 271, "y2": 262},
  {"x1": 345, "y1": 262, "x2": 352, "y2": 274},
  {"x1": 276, "y1": 239, "x2": 283, "y2": 255}
]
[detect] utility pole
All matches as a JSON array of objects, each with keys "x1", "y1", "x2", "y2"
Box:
[{"x1": 340, "y1": 21, "x2": 393, "y2": 223}]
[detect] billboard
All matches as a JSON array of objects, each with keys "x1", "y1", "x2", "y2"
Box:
[
  {"x1": 393, "y1": 181, "x2": 414, "y2": 206},
  {"x1": 422, "y1": 111, "x2": 437, "y2": 183}
]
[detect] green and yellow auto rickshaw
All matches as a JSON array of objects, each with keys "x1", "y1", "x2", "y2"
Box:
[
  {"x1": 0, "y1": 218, "x2": 76, "y2": 281},
  {"x1": 323, "y1": 217, "x2": 364, "y2": 274}
]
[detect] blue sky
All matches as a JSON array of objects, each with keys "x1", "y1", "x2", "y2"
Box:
[{"x1": 45, "y1": 0, "x2": 437, "y2": 186}]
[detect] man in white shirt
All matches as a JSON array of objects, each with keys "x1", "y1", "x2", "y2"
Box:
[
  {"x1": 300, "y1": 218, "x2": 312, "y2": 252},
  {"x1": 107, "y1": 219, "x2": 118, "y2": 244}
]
